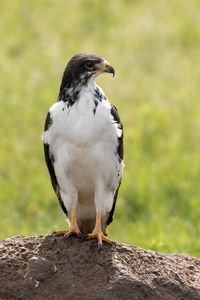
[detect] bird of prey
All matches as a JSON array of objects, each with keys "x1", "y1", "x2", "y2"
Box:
[{"x1": 43, "y1": 53, "x2": 124, "y2": 248}]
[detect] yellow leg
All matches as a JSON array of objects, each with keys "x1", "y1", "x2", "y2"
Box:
[
  {"x1": 54, "y1": 208, "x2": 82, "y2": 237},
  {"x1": 87, "y1": 212, "x2": 112, "y2": 248}
]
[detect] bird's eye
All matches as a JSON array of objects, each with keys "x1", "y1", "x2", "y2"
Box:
[{"x1": 85, "y1": 61, "x2": 95, "y2": 70}]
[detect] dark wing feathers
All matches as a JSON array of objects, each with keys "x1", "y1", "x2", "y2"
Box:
[
  {"x1": 111, "y1": 104, "x2": 124, "y2": 160},
  {"x1": 107, "y1": 181, "x2": 122, "y2": 225},
  {"x1": 44, "y1": 113, "x2": 67, "y2": 215},
  {"x1": 107, "y1": 104, "x2": 124, "y2": 225}
]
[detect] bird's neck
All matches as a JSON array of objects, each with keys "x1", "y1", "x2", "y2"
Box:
[{"x1": 58, "y1": 78, "x2": 97, "y2": 105}]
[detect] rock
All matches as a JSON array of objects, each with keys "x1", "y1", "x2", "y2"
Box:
[
  {"x1": 24, "y1": 255, "x2": 57, "y2": 281},
  {"x1": 0, "y1": 235, "x2": 199, "y2": 300}
]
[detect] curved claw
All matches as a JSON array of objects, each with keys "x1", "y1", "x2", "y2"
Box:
[
  {"x1": 87, "y1": 231, "x2": 112, "y2": 247},
  {"x1": 64, "y1": 228, "x2": 82, "y2": 238},
  {"x1": 52, "y1": 229, "x2": 69, "y2": 236},
  {"x1": 53, "y1": 228, "x2": 82, "y2": 238},
  {"x1": 98, "y1": 240, "x2": 103, "y2": 252}
]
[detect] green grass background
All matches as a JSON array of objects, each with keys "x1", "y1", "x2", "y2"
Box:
[{"x1": 0, "y1": 0, "x2": 200, "y2": 256}]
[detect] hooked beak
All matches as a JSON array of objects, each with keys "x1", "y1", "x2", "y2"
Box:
[{"x1": 103, "y1": 62, "x2": 115, "y2": 77}]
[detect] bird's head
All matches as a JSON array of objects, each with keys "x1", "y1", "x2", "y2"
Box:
[{"x1": 59, "y1": 53, "x2": 115, "y2": 94}]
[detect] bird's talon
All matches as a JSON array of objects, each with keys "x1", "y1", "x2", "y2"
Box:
[
  {"x1": 87, "y1": 231, "x2": 112, "y2": 246},
  {"x1": 53, "y1": 229, "x2": 68, "y2": 236},
  {"x1": 53, "y1": 228, "x2": 82, "y2": 238},
  {"x1": 65, "y1": 229, "x2": 82, "y2": 238},
  {"x1": 98, "y1": 241, "x2": 103, "y2": 252},
  {"x1": 64, "y1": 231, "x2": 73, "y2": 238}
]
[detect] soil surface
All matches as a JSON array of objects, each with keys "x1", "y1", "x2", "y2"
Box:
[{"x1": 0, "y1": 235, "x2": 199, "y2": 300}]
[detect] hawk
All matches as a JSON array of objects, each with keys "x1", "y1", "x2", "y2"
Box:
[{"x1": 43, "y1": 53, "x2": 124, "y2": 248}]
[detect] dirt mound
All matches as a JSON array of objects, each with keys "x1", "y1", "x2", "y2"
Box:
[{"x1": 0, "y1": 235, "x2": 199, "y2": 300}]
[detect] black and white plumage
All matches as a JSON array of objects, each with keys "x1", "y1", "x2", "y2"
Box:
[{"x1": 43, "y1": 53, "x2": 124, "y2": 247}]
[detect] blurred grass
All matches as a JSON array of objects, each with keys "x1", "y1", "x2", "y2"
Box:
[{"x1": 0, "y1": 0, "x2": 200, "y2": 256}]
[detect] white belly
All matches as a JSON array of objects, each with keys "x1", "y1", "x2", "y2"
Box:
[{"x1": 55, "y1": 140, "x2": 118, "y2": 193}]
